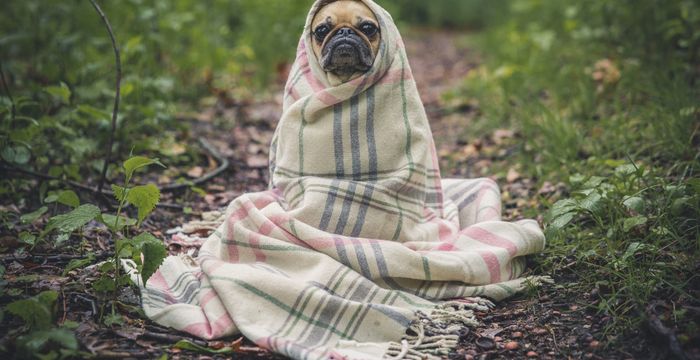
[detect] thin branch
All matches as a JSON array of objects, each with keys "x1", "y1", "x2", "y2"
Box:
[
  {"x1": 2, "y1": 137, "x2": 229, "y2": 196},
  {"x1": 160, "y1": 139, "x2": 230, "y2": 191},
  {"x1": 89, "y1": 0, "x2": 122, "y2": 195},
  {"x1": 0, "y1": 60, "x2": 16, "y2": 122},
  {"x1": 1, "y1": 163, "x2": 107, "y2": 194}
]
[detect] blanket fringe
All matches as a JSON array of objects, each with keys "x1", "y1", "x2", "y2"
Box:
[{"x1": 384, "y1": 298, "x2": 494, "y2": 359}]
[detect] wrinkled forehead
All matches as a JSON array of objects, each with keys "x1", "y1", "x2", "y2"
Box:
[{"x1": 311, "y1": 0, "x2": 378, "y2": 28}]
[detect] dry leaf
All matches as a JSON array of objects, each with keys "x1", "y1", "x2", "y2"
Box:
[
  {"x1": 493, "y1": 129, "x2": 515, "y2": 144},
  {"x1": 246, "y1": 155, "x2": 268, "y2": 168},
  {"x1": 506, "y1": 168, "x2": 521, "y2": 183},
  {"x1": 187, "y1": 166, "x2": 204, "y2": 178}
]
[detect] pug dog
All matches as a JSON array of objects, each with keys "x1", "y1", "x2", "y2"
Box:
[{"x1": 310, "y1": 0, "x2": 381, "y2": 82}]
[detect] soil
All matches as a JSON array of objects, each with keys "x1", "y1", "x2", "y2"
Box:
[{"x1": 1, "y1": 30, "x2": 694, "y2": 360}]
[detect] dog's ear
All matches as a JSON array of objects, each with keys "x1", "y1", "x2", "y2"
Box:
[{"x1": 313, "y1": 0, "x2": 337, "y2": 12}]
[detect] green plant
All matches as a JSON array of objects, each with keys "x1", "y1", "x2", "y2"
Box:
[
  {"x1": 4, "y1": 290, "x2": 84, "y2": 359},
  {"x1": 94, "y1": 156, "x2": 167, "y2": 322},
  {"x1": 544, "y1": 163, "x2": 700, "y2": 333},
  {"x1": 36, "y1": 155, "x2": 168, "y2": 324}
]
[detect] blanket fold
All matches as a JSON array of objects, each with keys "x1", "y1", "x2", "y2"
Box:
[{"x1": 137, "y1": 1, "x2": 546, "y2": 358}]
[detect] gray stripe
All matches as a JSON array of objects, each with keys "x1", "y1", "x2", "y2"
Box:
[
  {"x1": 367, "y1": 303, "x2": 412, "y2": 327},
  {"x1": 458, "y1": 192, "x2": 479, "y2": 211},
  {"x1": 350, "y1": 95, "x2": 361, "y2": 180},
  {"x1": 318, "y1": 271, "x2": 372, "y2": 345},
  {"x1": 352, "y1": 238, "x2": 372, "y2": 279},
  {"x1": 350, "y1": 185, "x2": 375, "y2": 237},
  {"x1": 347, "y1": 287, "x2": 380, "y2": 338},
  {"x1": 334, "y1": 182, "x2": 356, "y2": 234},
  {"x1": 300, "y1": 289, "x2": 347, "y2": 347},
  {"x1": 318, "y1": 180, "x2": 339, "y2": 231},
  {"x1": 333, "y1": 236, "x2": 351, "y2": 266},
  {"x1": 333, "y1": 104, "x2": 344, "y2": 176},
  {"x1": 366, "y1": 86, "x2": 378, "y2": 180}
]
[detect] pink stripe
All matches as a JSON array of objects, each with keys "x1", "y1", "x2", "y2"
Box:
[
  {"x1": 298, "y1": 44, "x2": 327, "y2": 93},
  {"x1": 437, "y1": 220, "x2": 454, "y2": 241},
  {"x1": 226, "y1": 201, "x2": 254, "y2": 262},
  {"x1": 473, "y1": 181, "x2": 500, "y2": 221},
  {"x1": 436, "y1": 242, "x2": 455, "y2": 251},
  {"x1": 378, "y1": 69, "x2": 413, "y2": 85},
  {"x1": 183, "y1": 312, "x2": 234, "y2": 339},
  {"x1": 463, "y1": 226, "x2": 518, "y2": 256},
  {"x1": 248, "y1": 233, "x2": 267, "y2": 262},
  {"x1": 478, "y1": 250, "x2": 501, "y2": 283},
  {"x1": 199, "y1": 288, "x2": 219, "y2": 308},
  {"x1": 316, "y1": 90, "x2": 340, "y2": 105},
  {"x1": 147, "y1": 271, "x2": 178, "y2": 304}
]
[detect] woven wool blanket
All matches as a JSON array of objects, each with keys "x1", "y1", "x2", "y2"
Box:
[{"x1": 137, "y1": 1, "x2": 547, "y2": 358}]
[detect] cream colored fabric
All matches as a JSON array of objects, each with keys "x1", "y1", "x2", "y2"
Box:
[{"x1": 137, "y1": 1, "x2": 546, "y2": 359}]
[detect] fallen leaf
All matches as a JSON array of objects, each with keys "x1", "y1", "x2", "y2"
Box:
[
  {"x1": 187, "y1": 166, "x2": 204, "y2": 178},
  {"x1": 493, "y1": 129, "x2": 515, "y2": 144},
  {"x1": 507, "y1": 168, "x2": 521, "y2": 183},
  {"x1": 246, "y1": 155, "x2": 268, "y2": 168},
  {"x1": 158, "y1": 175, "x2": 172, "y2": 185}
]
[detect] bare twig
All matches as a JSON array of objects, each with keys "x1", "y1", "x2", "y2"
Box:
[
  {"x1": 1, "y1": 163, "x2": 106, "y2": 194},
  {"x1": 93, "y1": 351, "x2": 150, "y2": 359},
  {"x1": 647, "y1": 302, "x2": 689, "y2": 360},
  {"x1": 89, "y1": 0, "x2": 122, "y2": 195},
  {"x1": 160, "y1": 139, "x2": 230, "y2": 191},
  {"x1": 0, "y1": 60, "x2": 16, "y2": 121},
  {"x1": 0, "y1": 252, "x2": 112, "y2": 263},
  {"x1": 140, "y1": 330, "x2": 208, "y2": 346},
  {"x1": 2, "y1": 138, "x2": 228, "y2": 196}
]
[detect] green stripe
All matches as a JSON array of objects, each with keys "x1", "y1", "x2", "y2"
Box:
[
  {"x1": 495, "y1": 283, "x2": 516, "y2": 297},
  {"x1": 298, "y1": 96, "x2": 312, "y2": 177},
  {"x1": 221, "y1": 240, "x2": 314, "y2": 252},
  {"x1": 422, "y1": 256, "x2": 431, "y2": 281},
  {"x1": 399, "y1": 52, "x2": 414, "y2": 170},
  {"x1": 223, "y1": 278, "x2": 348, "y2": 338}
]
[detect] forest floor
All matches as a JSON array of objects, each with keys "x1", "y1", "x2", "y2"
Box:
[{"x1": 2, "y1": 30, "x2": 688, "y2": 359}]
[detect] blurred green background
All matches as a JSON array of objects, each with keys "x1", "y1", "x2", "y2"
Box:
[
  {"x1": 1, "y1": 0, "x2": 697, "y2": 178},
  {"x1": 1, "y1": 0, "x2": 699, "y2": 351}
]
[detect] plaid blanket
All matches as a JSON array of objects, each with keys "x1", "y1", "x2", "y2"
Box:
[{"x1": 137, "y1": 1, "x2": 546, "y2": 358}]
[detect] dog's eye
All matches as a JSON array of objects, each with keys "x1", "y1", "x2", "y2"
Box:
[
  {"x1": 360, "y1": 23, "x2": 378, "y2": 37},
  {"x1": 314, "y1": 25, "x2": 330, "y2": 41}
]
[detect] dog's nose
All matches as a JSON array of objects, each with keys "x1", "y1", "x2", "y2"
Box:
[{"x1": 336, "y1": 27, "x2": 356, "y2": 37}]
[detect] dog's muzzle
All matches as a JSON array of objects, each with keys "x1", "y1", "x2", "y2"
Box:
[{"x1": 321, "y1": 27, "x2": 374, "y2": 75}]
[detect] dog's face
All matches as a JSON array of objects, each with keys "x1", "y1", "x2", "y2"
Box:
[{"x1": 311, "y1": 0, "x2": 380, "y2": 82}]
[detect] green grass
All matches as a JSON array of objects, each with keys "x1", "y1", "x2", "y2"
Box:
[{"x1": 446, "y1": 0, "x2": 700, "y2": 347}]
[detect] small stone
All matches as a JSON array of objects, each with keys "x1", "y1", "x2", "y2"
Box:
[
  {"x1": 505, "y1": 341, "x2": 519, "y2": 350},
  {"x1": 465, "y1": 355, "x2": 474, "y2": 360},
  {"x1": 570, "y1": 305, "x2": 579, "y2": 311},
  {"x1": 494, "y1": 336, "x2": 503, "y2": 342},
  {"x1": 527, "y1": 351, "x2": 538, "y2": 357},
  {"x1": 512, "y1": 331, "x2": 523, "y2": 339},
  {"x1": 589, "y1": 340, "x2": 600, "y2": 349}
]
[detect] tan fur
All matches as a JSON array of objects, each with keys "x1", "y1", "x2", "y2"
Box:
[{"x1": 311, "y1": 0, "x2": 380, "y2": 81}]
